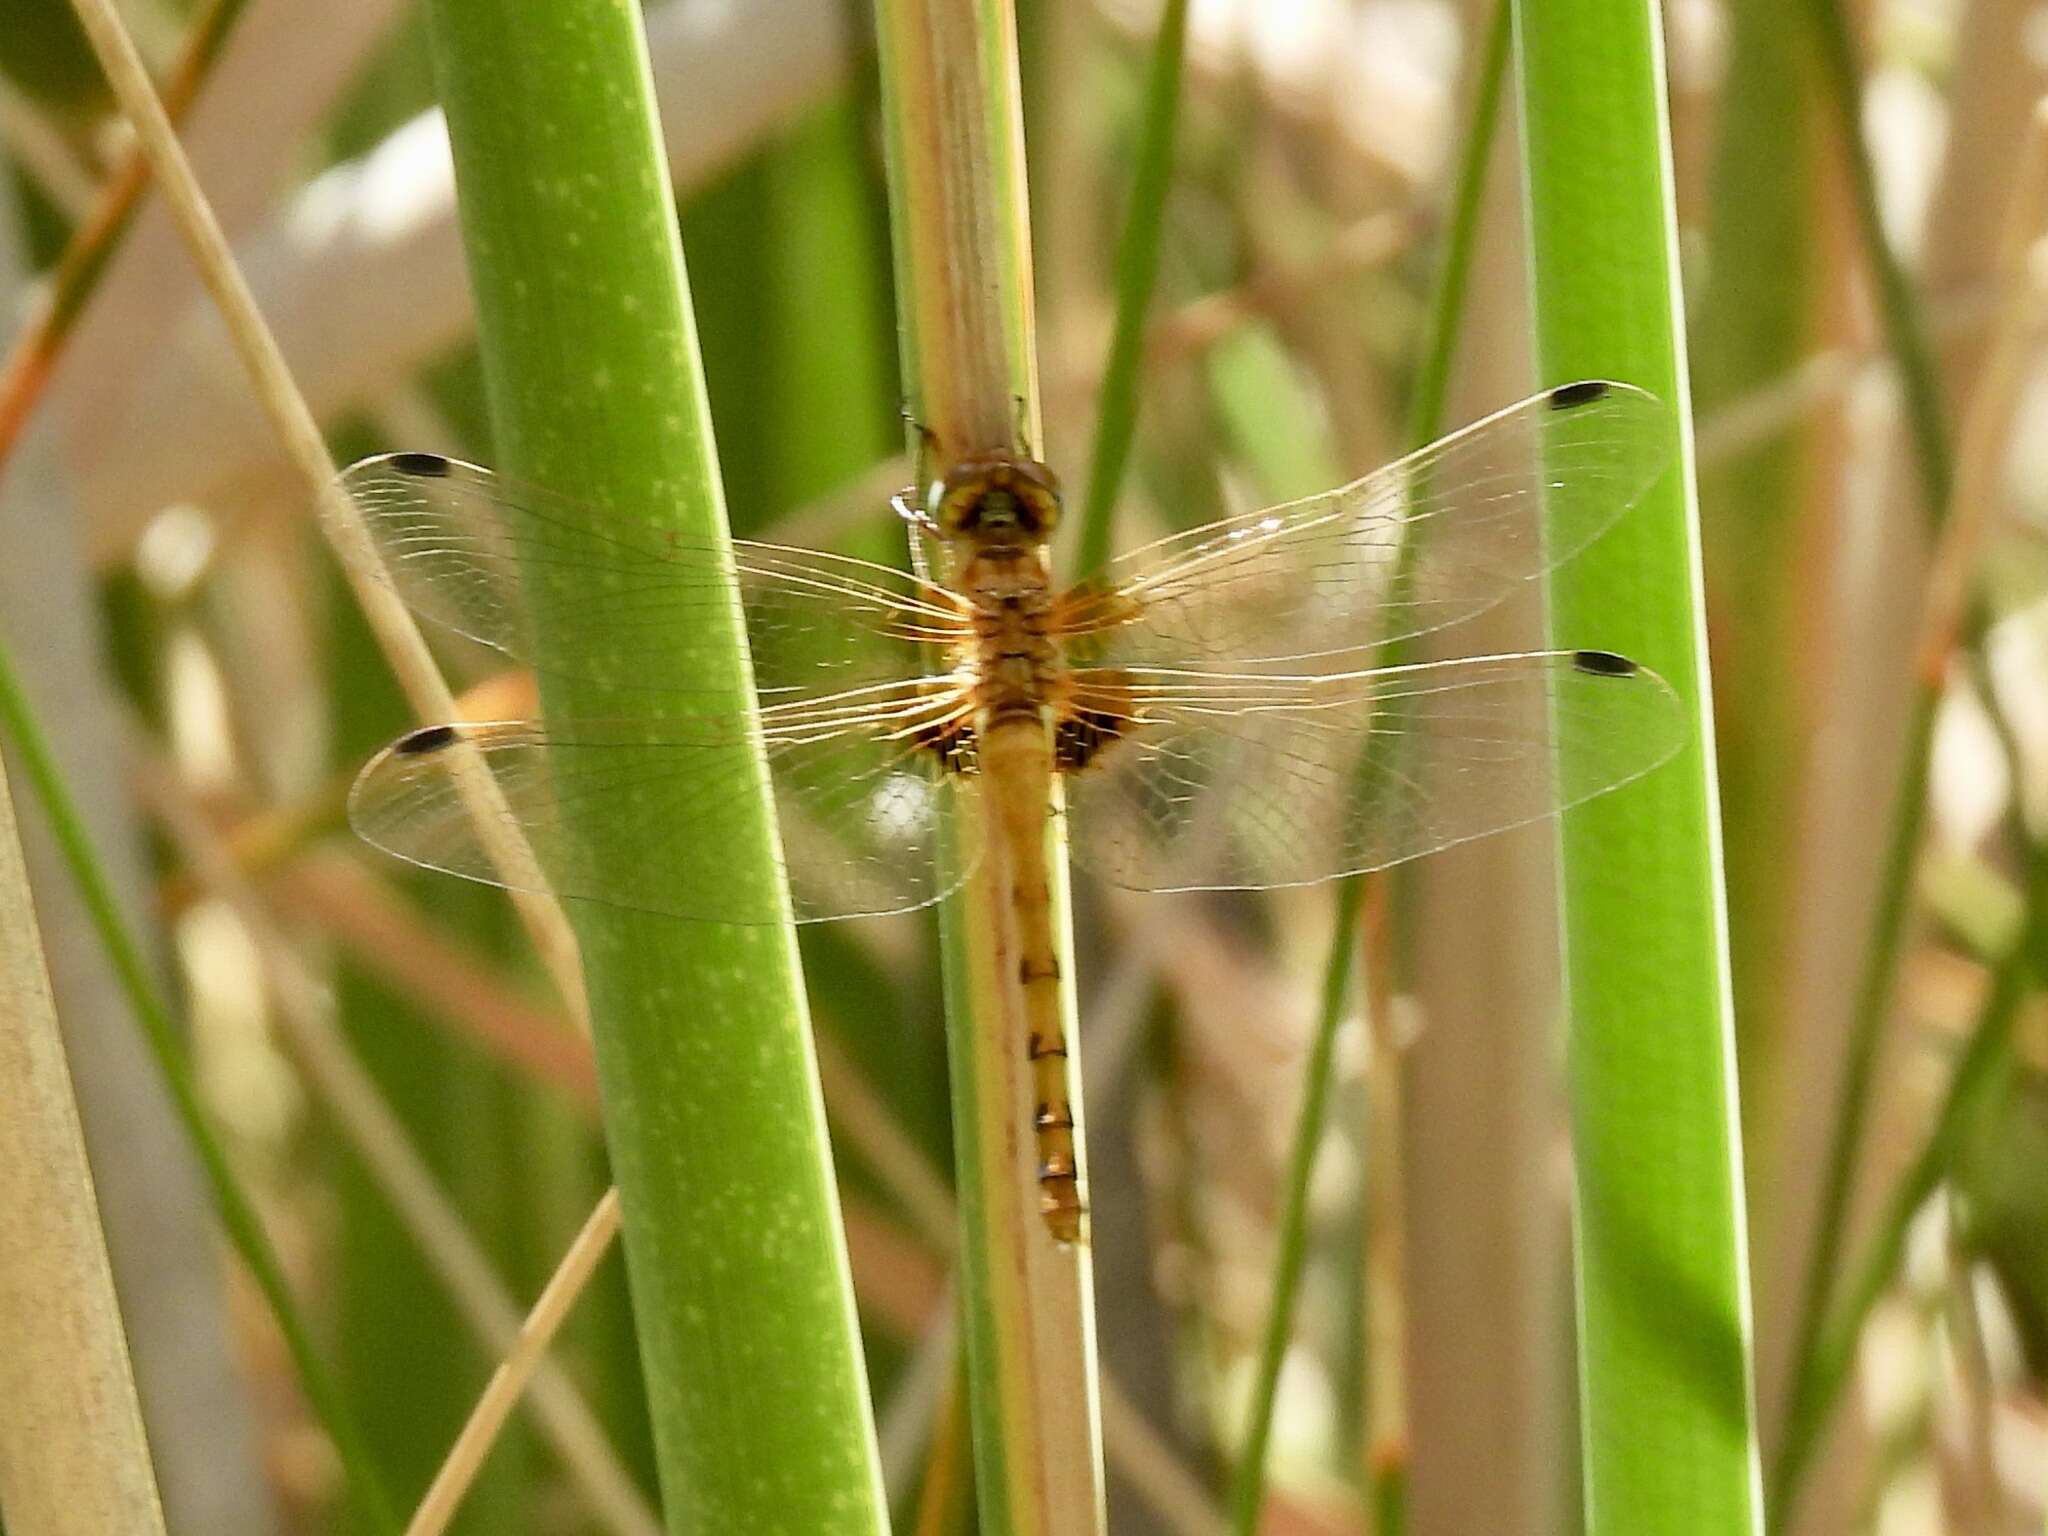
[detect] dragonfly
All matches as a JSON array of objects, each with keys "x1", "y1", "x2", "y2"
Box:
[{"x1": 332, "y1": 379, "x2": 1687, "y2": 1243}]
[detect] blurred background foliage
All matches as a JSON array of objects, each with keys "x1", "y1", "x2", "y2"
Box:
[{"x1": 1, "y1": 0, "x2": 2047, "y2": 1532}]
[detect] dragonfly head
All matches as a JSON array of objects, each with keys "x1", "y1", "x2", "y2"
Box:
[{"x1": 930, "y1": 455, "x2": 1063, "y2": 544}]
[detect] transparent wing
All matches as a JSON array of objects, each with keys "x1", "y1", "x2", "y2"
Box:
[
  {"x1": 347, "y1": 679, "x2": 979, "y2": 923},
  {"x1": 1061, "y1": 381, "x2": 1670, "y2": 670},
  {"x1": 1062, "y1": 649, "x2": 1685, "y2": 893},
  {"x1": 331, "y1": 451, "x2": 969, "y2": 698}
]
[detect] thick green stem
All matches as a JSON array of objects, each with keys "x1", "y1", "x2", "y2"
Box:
[
  {"x1": 422, "y1": 2, "x2": 886, "y2": 1528},
  {"x1": 1516, "y1": 0, "x2": 1761, "y2": 1529}
]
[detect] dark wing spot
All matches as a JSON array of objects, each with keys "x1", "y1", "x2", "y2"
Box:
[
  {"x1": 389, "y1": 451, "x2": 453, "y2": 478},
  {"x1": 394, "y1": 723, "x2": 460, "y2": 755},
  {"x1": 1572, "y1": 649, "x2": 1639, "y2": 678},
  {"x1": 1548, "y1": 380, "x2": 1612, "y2": 410}
]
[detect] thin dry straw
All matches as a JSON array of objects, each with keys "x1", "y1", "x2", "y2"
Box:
[
  {"x1": 0, "y1": 0, "x2": 256, "y2": 468},
  {"x1": 60, "y1": 0, "x2": 588, "y2": 1020},
  {"x1": 1141, "y1": 207, "x2": 1419, "y2": 369},
  {"x1": 150, "y1": 749, "x2": 1191, "y2": 1530},
  {"x1": 1912, "y1": 98, "x2": 2048, "y2": 682},
  {"x1": 0, "y1": 75, "x2": 98, "y2": 216},
  {"x1": 132, "y1": 754, "x2": 661, "y2": 1536},
  {"x1": 404, "y1": 1192, "x2": 626, "y2": 1536},
  {"x1": 1692, "y1": 281, "x2": 1998, "y2": 467}
]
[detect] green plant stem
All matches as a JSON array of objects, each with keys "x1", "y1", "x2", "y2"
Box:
[
  {"x1": 423, "y1": 1, "x2": 888, "y2": 1529},
  {"x1": 1071, "y1": 0, "x2": 1190, "y2": 579},
  {"x1": 0, "y1": 635, "x2": 399, "y2": 1535},
  {"x1": 1225, "y1": 5, "x2": 1508, "y2": 1528},
  {"x1": 1802, "y1": 0, "x2": 1952, "y2": 520},
  {"x1": 1228, "y1": 874, "x2": 1366, "y2": 1535},
  {"x1": 1777, "y1": 689, "x2": 1931, "y2": 1455},
  {"x1": 1516, "y1": 0, "x2": 1759, "y2": 1530},
  {"x1": 1687, "y1": 0, "x2": 1813, "y2": 1063},
  {"x1": 1777, "y1": 3, "x2": 2038, "y2": 1501},
  {"x1": 1774, "y1": 478, "x2": 2022, "y2": 1531},
  {"x1": 1405, "y1": 0, "x2": 1511, "y2": 450},
  {"x1": 1771, "y1": 844, "x2": 2048, "y2": 1516},
  {"x1": 1783, "y1": 22, "x2": 1953, "y2": 1394}
]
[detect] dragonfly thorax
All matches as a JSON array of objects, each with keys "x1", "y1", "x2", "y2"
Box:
[{"x1": 961, "y1": 543, "x2": 1062, "y2": 725}]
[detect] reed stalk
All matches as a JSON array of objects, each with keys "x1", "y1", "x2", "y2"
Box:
[{"x1": 872, "y1": 2, "x2": 1106, "y2": 1530}]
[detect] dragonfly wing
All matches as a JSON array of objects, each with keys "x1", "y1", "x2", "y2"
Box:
[
  {"x1": 1062, "y1": 650, "x2": 1686, "y2": 893},
  {"x1": 348, "y1": 681, "x2": 975, "y2": 924},
  {"x1": 332, "y1": 452, "x2": 968, "y2": 697},
  {"x1": 1063, "y1": 381, "x2": 1670, "y2": 670}
]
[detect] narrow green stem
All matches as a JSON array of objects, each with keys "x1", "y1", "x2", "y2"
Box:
[
  {"x1": 1778, "y1": 689, "x2": 1932, "y2": 1469},
  {"x1": 1071, "y1": 0, "x2": 1190, "y2": 579},
  {"x1": 1772, "y1": 845, "x2": 2048, "y2": 1519},
  {"x1": 0, "y1": 637, "x2": 398, "y2": 1535},
  {"x1": 1226, "y1": 8, "x2": 1507, "y2": 1525},
  {"x1": 1405, "y1": 0, "x2": 1511, "y2": 449},
  {"x1": 1228, "y1": 876, "x2": 1366, "y2": 1535},
  {"x1": 1778, "y1": 3, "x2": 2036, "y2": 1499},
  {"x1": 1802, "y1": 0, "x2": 1952, "y2": 521},
  {"x1": 1778, "y1": 557, "x2": 2028, "y2": 1522}
]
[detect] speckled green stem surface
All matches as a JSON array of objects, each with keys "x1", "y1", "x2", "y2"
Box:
[
  {"x1": 1514, "y1": 1, "x2": 1762, "y2": 1531},
  {"x1": 422, "y1": 2, "x2": 887, "y2": 1530}
]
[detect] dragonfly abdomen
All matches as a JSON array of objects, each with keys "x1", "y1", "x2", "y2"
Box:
[{"x1": 979, "y1": 713, "x2": 1085, "y2": 1245}]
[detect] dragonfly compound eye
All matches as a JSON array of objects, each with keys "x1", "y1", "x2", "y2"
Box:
[{"x1": 935, "y1": 455, "x2": 1063, "y2": 540}]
